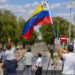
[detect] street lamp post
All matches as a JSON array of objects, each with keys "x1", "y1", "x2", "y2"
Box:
[
  {"x1": 74, "y1": 14, "x2": 75, "y2": 51},
  {"x1": 57, "y1": 20, "x2": 65, "y2": 39},
  {"x1": 57, "y1": 21, "x2": 59, "y2": 39},
  {"x1": 68, "y1": 0, "x2": 75, "y2": 44},
  {"x1": 74, "y1": 14, "x2": 75, "y2": 38},
  {"x1": 69, "y1": 7, "x2": 72, "y2": 44}
]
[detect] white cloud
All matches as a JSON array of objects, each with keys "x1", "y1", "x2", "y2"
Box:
[
  {"x1": 0, "y1": 5, "x2": 4, "y2": 9},
  {"x1": 64, "y1": 1, "x2": 75, "y2": 9},
  {"x1": 14, "y1": 9, "x2": 26, "y2": 14},
  {"x1": 67, "y1": 5, "x2": 75, "y2": 9},
  {"x1": 28, "y1": 9, "x2": 34, "y2": 14},
  {"x1": 49, "y1": 1, "x2": 75, "y2": 10},
  {"x1": 0, "y1": 1, "x2": 40, "y2": 20},
  {"x1": 62, "y1": 1, "x2": 71, "y2": 5},
  {"x1": 1, "y1": 1, "x2": 75, "y2": 22},
  {"x1": 0, "y1": 0, "x2": 7, "y2": 3},
  {"x1": 32, "y1": 1, "x2": 39, "y2": 7},
  {"x1": 67, "y1": 5, "x2": 72, "y2": 9},
  {"x1": 0, "y1": 4, "x2": 25, "y2": 13},
  {"x1": 55, "y1": 12, "x2": 74, "y2": 18},
  {"x1": 55, "y1": 12, "x2": 75, "y2": 24},
  {"x1": 50, "y1": 3, "x2": 61, "y2": 9},
  {"x1": 24, "y1": 4, "x2": 31, "y2": 8},
  {"x1": 0, "y1": 2, "x2": 63, "y2": 21},
  {"x1": 24, "y1": 1, "x2": 39, "y2": 9},
  {"x1": 72, "y1": 1, "x2": 75, "y2": 5}
]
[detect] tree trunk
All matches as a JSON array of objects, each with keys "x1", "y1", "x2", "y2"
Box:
[
  {"x1": 22, "y1": 42, "x2": 25, "y2": 48},
  {"x1": 15, "y1": 42, "x2": 18, "y2": 47}
]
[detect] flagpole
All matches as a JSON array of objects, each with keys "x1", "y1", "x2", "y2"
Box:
[{"x1": 47, "y1": 1, "x2": 57, "y2": 39}]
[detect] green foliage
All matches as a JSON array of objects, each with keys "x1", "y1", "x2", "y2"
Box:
[
  {"x1": 0, "y1": 10, "x2": 19, "y2": 43},
  {"x1": 24, "y1": 30, "x2": 39, "y2": 44},
  {"x1": 40, "y1": 17, "x2": 74, "y2": 44},
  {"x1": 0, "y1": 10, "x2": 39, "y2": 45}
]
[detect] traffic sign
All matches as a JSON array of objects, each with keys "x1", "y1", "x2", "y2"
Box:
[{"x1": 60, "y1": 35, "x2": 67, "y2": 42}]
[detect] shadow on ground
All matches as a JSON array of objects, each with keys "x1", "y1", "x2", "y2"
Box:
[{"x1": 17, "y1": 70, "x2": 62, "y2": 75}]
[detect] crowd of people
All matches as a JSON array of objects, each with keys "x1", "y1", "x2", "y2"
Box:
[
  {"x1": 0, "y1": 43, "x2": 42, "y2": 75},
  {"x1": 0, "y1": 43, "x2": 75, "y2": 75}
]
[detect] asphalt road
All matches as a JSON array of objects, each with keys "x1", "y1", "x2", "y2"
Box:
[{"x1": 17, "y1": 70, "x2": 62, "y2": 75}]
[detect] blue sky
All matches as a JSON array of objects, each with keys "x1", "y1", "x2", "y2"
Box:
[
  {"x1": 0, "y1": 0, "x2": 75, "y2": 39},
  {"x1": 0, "y1": 0, "x2": 75, "y2": 21},
  {"x1": 8, "y1": 0, "x2": 67, "y2": 5}
]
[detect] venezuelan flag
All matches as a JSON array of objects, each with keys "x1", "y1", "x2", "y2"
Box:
[{"x1": 22, "y1": 4, "x2": 52, "y2": 40}]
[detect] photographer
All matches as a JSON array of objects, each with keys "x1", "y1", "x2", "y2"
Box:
[{"x1": 57, "y1": 45, "x2": 75, "y2": 75}]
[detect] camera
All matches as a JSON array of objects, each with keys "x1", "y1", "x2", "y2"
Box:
[{"x1": 49, "y1": 49, "x2": 54, "y2": 57}]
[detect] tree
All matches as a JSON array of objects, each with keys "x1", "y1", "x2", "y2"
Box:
[
  {"x1": 40, "y1": 17, "x2": 74, "y2": 44},
  {"x1": 17, "y1": 17, "x2": 26, "y2": 43},
  {"x1": 0, "y1": 10, "x2": 39, "y2": 47},
  {"x1": 0, "y1": 10, "x2": 21, "y2": 47}
]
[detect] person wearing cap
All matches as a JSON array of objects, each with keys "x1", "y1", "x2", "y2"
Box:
[
  {"x1": 57, "y1": 45, "x2": 75, "y2": 75},
  {"x1": 0, "y1": 48, "x2": 5, "y2": 75},
  {"x1": 23, "y1": 48, "x2": 34, "y2": 75}
]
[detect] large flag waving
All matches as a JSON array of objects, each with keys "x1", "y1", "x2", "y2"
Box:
[{"x1": 22, "y1": 1, "x2": 52, "y2": 40}]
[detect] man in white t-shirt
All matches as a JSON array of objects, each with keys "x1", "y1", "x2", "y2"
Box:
[{"x1": 57, "y1": 45, "x2": 75, "y2": 75}]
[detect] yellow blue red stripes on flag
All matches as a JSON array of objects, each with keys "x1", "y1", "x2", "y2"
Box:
[
  {"x1": 22, "y1": 3, "x2": 52, "y2": 40},
  {"x1": 28, "y1": 4, "x2": 43, "y2": 21}
]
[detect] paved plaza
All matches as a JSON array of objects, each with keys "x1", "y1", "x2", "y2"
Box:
[{"x1": 17, "y1": 70, "x2": 62, "y2": 75}]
